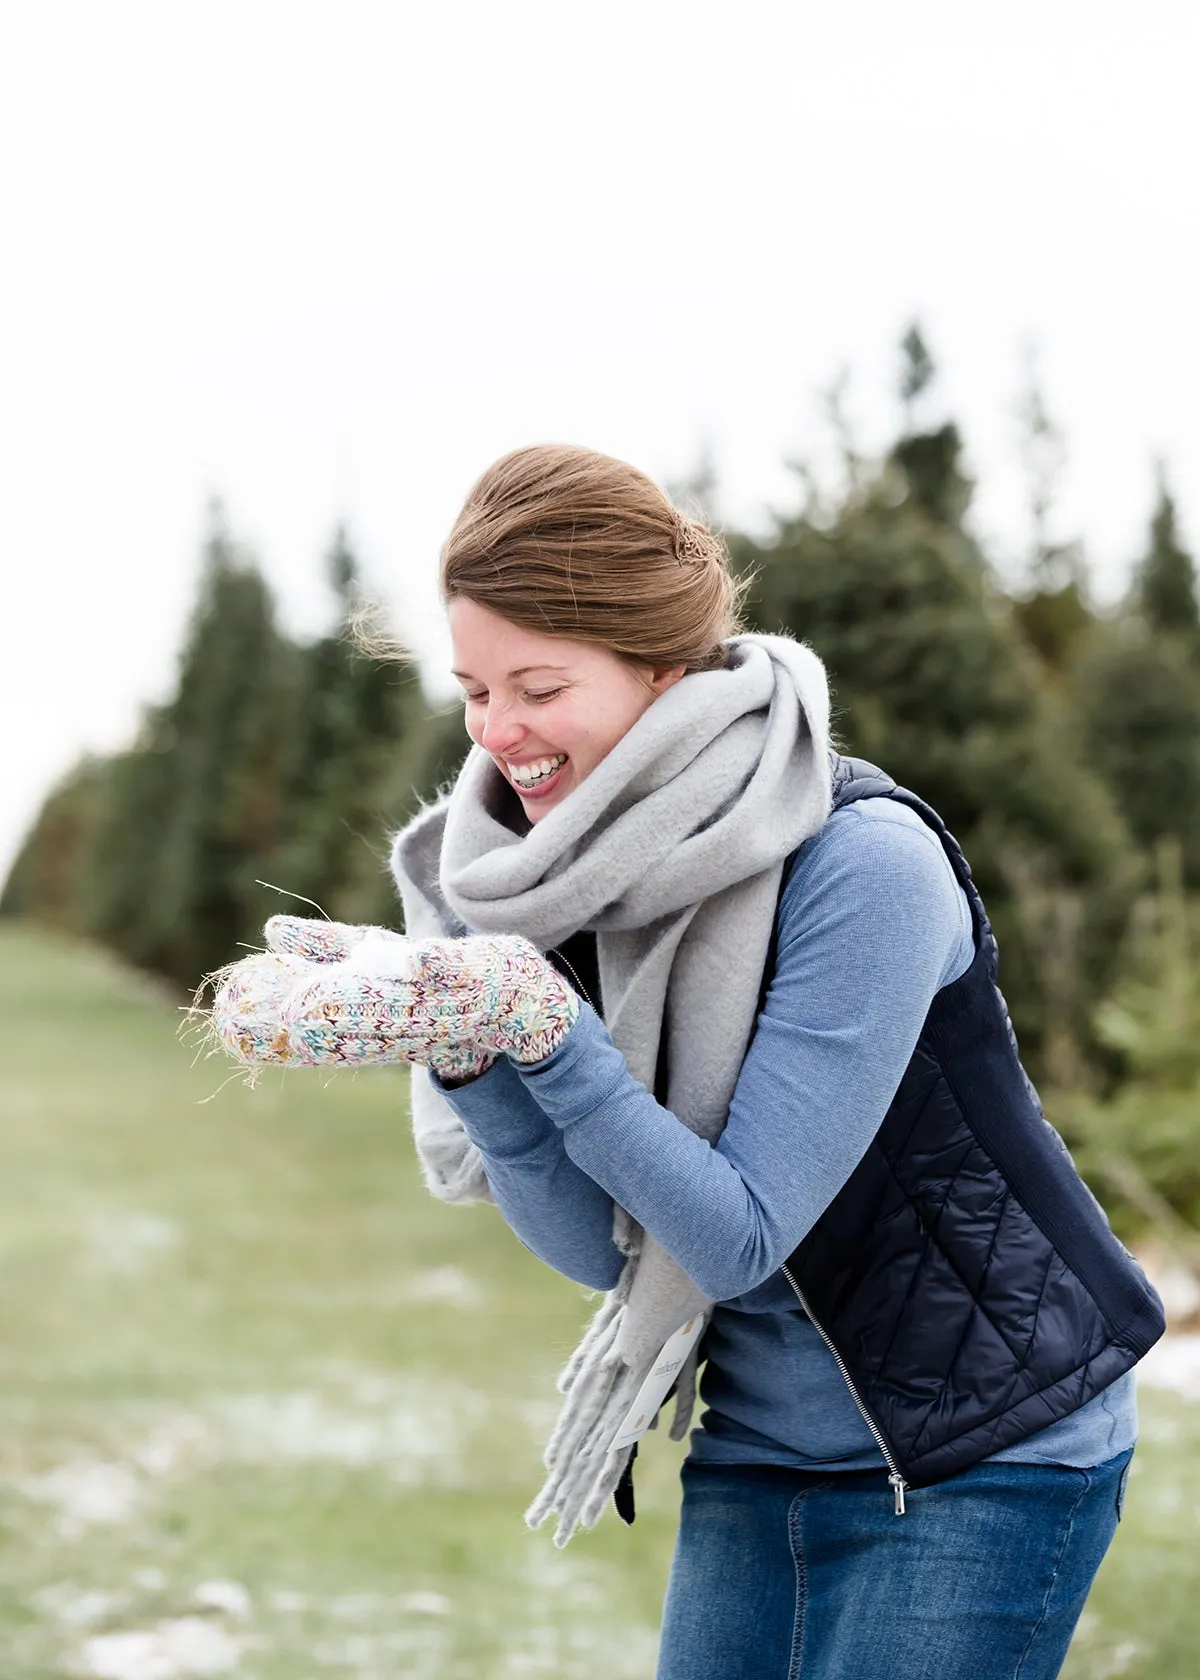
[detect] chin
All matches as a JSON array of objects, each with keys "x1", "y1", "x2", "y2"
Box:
[{"x1": 522, "y1": 778, "x2": 574, "y2": 821}]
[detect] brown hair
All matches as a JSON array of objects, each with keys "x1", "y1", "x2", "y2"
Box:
[{"x1": 438, "y1": 444, "x2": 746, "y2": 673}]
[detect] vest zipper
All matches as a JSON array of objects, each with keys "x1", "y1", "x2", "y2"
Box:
[
  {"x1": 780, "y1": 1260, "x2": 909, "y2": 1516},
  {"x1": 547, "y1": 948, "x2": 596, "y2": 1014}
]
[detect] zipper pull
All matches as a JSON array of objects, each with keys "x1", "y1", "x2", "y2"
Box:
[{"x1": 889, "y1": 1472, "x2": 908, "y2": 1516}]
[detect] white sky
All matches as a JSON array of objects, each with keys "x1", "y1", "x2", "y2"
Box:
[{"x1": 2, "y1": 0, "x2": 1197, "y2": 876}]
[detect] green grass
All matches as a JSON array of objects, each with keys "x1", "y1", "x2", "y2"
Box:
[{"x1": 0, "y1": 923, "x2": 1196, "y2": 1678}]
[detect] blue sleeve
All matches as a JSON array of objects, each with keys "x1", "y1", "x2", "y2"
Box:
[
  {"x1": 513, "y1": 804, "x2": 974, "y2": 1302},
  {"x1": 433, "y1": 1054, "x2": 623, "y2": 1291}
]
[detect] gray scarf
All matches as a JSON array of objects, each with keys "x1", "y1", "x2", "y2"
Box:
[{"x1": 390, "y1": 634, "x2": 832, "y2": 1544}]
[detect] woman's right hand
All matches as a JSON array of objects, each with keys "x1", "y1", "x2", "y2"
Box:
[{"x1": 208, "y1": 916, "x2": 495, "y2": 1082}]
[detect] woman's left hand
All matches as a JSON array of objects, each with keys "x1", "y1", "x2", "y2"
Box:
[{"x1": 385, "y1": 930, "x2": 581, "y2": 1065}]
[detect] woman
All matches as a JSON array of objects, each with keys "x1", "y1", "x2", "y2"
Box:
[{"x1": 213, "y1": 444, "x2": 1164, "y2": 1680}]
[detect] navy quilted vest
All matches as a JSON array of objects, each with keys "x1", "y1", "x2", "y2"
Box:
[{"x1": 781, "y1": 754, "x2": 1165, "y2": 1499}]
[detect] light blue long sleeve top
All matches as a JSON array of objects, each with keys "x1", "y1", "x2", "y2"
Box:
[{"x1": 438, "y1": 799, "x2": 1135, "y2": 1471}]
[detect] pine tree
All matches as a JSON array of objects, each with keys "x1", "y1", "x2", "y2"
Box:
[
  {"x1": 731, "y1": 373, "x2": 1137, "y2": 1076},
  {"x1": 1138, "y1": 467, "x2": 1199, "y2": 638},
  {"x1": 899, "y1": 321, "x2": 935, "y2": 433},
  {"x1": 83, "y1": 507, "x2": 300, "y2": 986},
  {"x1": 1011, "y1": 367, "x2": 1093, "y2": 674},
  {"x1": 0, "y1": 757, "x2": 108, "y2": 932},
  {"x1": 1069, "y1": 472, "x2": 1200, "y2": 884},
  {"x1": 267, "y1": 527, "x2": 428, "y2": 926},
  {"x1": 891, "y1": 325, "x2": 971, "y2": 527}
]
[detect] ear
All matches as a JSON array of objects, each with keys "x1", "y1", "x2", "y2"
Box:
[{"x1": 648, "y1": 663, "x2": 688, "y2": 696}]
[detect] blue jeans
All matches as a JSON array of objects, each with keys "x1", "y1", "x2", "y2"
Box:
[{"x1": 656, "y1": 1451, "x2": 1132, "y2": 1680}]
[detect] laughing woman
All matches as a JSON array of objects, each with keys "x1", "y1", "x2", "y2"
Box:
[{"x1": 212, "y1": 445, "x2": 1163, "y2": 1680}]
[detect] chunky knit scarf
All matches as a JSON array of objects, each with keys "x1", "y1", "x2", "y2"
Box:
[{"x1": 390, "y1": 634, "x2": 832, "y2": 1544}]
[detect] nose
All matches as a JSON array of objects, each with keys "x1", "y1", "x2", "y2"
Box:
[{"x1": 477, "y1": 698, "x2": 527, "y2": 759}]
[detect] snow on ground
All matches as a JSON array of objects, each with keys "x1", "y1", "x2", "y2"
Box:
[
  {"x1": 210, "y1": 1368, "x2": 486, "y2": 1483},
  {"x1": 8, "y1": 1365, "x2": 487, "y2": 1539},
  {"x1": 400, "y1": 1264, "x2": 484, "y2": 1307},
  {"x1": 17, "y1": 1460, "x2": 144, "y2": 1538},
  {"x1": 83, "y1": 1213, "x2": 183, "y2": 1276},
  {"x1": 78, "y1": 1618, "x2": 243, "y2": 1680},
  {"x1": 191, "y1": 1582, "x2": 251, "y2": 1620},
  {"x1": 33, "y1": 1576, "x2": 462, "y2": 1680}
]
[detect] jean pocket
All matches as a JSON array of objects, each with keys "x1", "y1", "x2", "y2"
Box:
[{"x1": 1115, "y1": 1459, "x2": 1132, "y2": 1522}]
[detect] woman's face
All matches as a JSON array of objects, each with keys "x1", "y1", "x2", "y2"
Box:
[{"x1": 449, "y1": 597, "x2": 685, "y2": 823}]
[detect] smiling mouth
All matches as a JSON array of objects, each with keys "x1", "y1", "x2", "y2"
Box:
[{"x1": 507, "y1": 753, "x2": 568, "y2": 793}]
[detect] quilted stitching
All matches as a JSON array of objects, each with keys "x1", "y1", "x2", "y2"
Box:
[{"x1": 782, "y1": 754, "x2": 1162, "y2": 1484}]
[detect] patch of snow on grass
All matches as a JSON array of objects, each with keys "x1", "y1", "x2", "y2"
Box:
[
  {"x1": 34, "y1": 1584, "x2": 122, "y2": 1628},
  {"x1": 130, "y1": 1414, "x2": 212, "y2": 1477},
  {"x1": 310, "y1": 1626, "x2": 450, "y2": 1673},
  {"x1": 11, "y1": 1369, "x2": 485, "y2": 1549},
  {"x1": 78, "y1": 1618, "x2": 242, "y2": 1680},
  {"x1": 402, "y1": 1266, "x2": 482, "y2": 1307},
  {"x1": 85, "y1": 1214, "x2": 182, "y2": 1275},
  {"x1": 399, "y1": 1591, "x2": 452, "y2": 1616},
  {"x1": 267, "y1": 1589, "x2": 307, "y2": 1614},
  {"x1": 1137, "y1": 1334, "x2": 1200, "y2": 1402},
  {"x1": 211, "y1": 1372, "x2": 484, "y2": 1485},
  {"x1": 191, "y1": 1581, "x2": 250, "y2": 1619},
  {"x1": 506, "y1": 1546, "x2": 659, "y2": 1678},
  {"x1": 19, "y1": 1460, "x2": 143, "y2": 1536}
]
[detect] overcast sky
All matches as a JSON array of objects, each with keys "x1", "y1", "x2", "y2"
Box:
[{"x1": 2, "y1": 0, "x2": 1197, "y2": 876}]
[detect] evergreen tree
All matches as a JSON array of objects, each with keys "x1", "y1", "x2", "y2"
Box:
[
  {"x1": 267, "y1": 527, "x2": 429, "y2": 926},
  {"x1": 83, "y1": 507, "x2": 300, "y2": 986},
  {"x1": 1011, "y1": 367, "x2": 1094, "y2": 675},
  {"x1": 1069, "y1": 474, "x2": 1200, "y2": 884},
  {"x1": 899, "y1": 321, "x2": 935, "y2": 433},
  {"x1": 0, "y1": 757, "x2": 108, "y2": 932},
  {"x1": 892, "y1": 325, "x2": 971, "y2": 527},
  {"x1": 732, "y1": 392, "x2": 1137, "y2": 1075},
  {"x1": 1138, "y1": 467, "x2": 1199, "y2": 638}
]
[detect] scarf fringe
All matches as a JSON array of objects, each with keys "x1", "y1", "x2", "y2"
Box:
[
  {"x1": 668, "y1": 1339, "x2": 702, "y2": 1441},
  {"x1": 525, "y1": 1351, "x2": 641, "y2": 1546},
  {"x1": 525, "y1": 1292, "x2": 707, "y2": 1546},
  {"x1": 556, "y1": 1268, "x2": 631, "y2": 1398}
]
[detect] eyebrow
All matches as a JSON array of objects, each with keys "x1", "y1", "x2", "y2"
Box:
[{"x1": 450, "y1": 664, "x2": 573, "y2": 681}]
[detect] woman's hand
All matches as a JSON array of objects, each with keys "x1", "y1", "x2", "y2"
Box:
[
  {"x1": 385, "y1": 931, "x2": 581, "y2": 1065},
  {"x1": 210, "y1": 916, "x2": 493, "y2": 1081},
  {"x1": 207, "y1": 918, "x2": 579, "y2": 1077}
]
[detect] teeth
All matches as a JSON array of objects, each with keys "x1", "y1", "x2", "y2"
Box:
[{"x1": 510, "y1": 754, "x2": 566, "y2": 788}]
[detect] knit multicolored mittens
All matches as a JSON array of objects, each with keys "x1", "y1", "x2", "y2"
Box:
[{"x1": 208, "y1": 915, "x2": 580, "y2": 1079}]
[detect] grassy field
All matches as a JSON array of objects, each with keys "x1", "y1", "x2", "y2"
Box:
[{"x1": 0, "y1": 924, "x2": 1196, "y2": 1679}]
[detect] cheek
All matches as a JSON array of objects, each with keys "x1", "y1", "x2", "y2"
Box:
[{"x1": 573, "y1": 704, "x2": 645, "y2": 765}]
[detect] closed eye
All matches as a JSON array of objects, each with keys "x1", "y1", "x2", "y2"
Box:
[{"x1": 460, "y1": 688, "x2": 563, "y2": 705}]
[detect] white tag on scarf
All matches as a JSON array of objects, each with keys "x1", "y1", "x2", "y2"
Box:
[{"x1": 611, "y1": 1315, "x2": 706, "y2": 1450}]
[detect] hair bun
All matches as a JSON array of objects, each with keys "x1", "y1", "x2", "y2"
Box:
[{"x1": 673, "y1": 513, "x2": 711, "y2": 567}]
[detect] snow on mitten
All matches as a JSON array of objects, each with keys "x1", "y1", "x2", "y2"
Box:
[
  {"x1": 263, "y1": 914, "x2": 388, "y2": 965},
  {"x1": 210, "y1": 951, "x2": 314, "y2": 1066}
]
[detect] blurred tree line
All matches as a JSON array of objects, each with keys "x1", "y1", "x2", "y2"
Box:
[
  {"x1": 4, "y1": 329, "x2": 1199, "y2": 1246},
  {"x1": 0, "y1": 510, "x2": 466, "y2": 986}
]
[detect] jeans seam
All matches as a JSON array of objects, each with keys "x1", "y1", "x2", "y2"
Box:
[
  {"x1": 786, "y1": 1487, "x2": 821, "y2": 1680},
  {"x1": 786, "y1": 1491, "x2": 807, "y2": 1680},
  {"x1": 1012, "y1": 1467, "x2": 1091, "y2": 1679}
]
